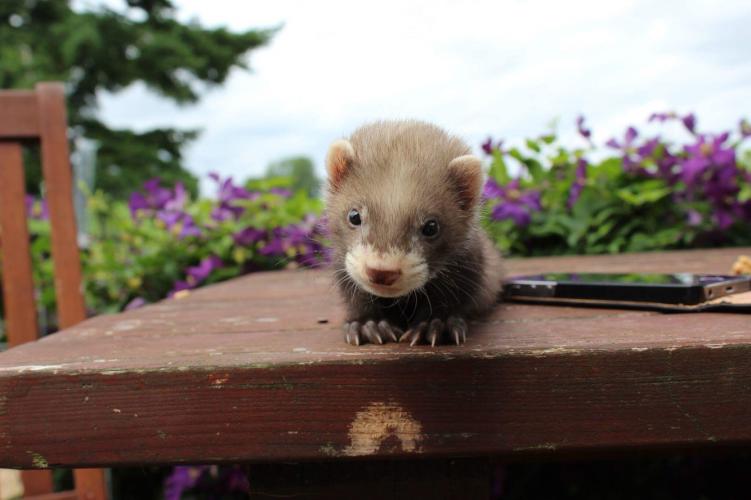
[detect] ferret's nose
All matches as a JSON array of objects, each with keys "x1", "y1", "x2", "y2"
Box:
[{"x1": 366, "y1": 267, "x2": 402, "y2": 286}]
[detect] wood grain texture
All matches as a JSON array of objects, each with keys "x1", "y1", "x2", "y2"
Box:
[
  {"x1": 36, "y1": 82, "x2": 86, "y2": 330},
  {"x1": 0, "y1": 142, "x2": 39, "y2": 347},
  {"x1": 0, "y1": 247, "x2": 749, "y2": 468},
  {"x1": 0, "y1": 92, "x2": 40, "y2": 138}
]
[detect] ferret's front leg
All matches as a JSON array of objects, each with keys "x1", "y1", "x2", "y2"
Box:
[{"x1": 400, "y1": 316, "x2": 468, "y2": 347}]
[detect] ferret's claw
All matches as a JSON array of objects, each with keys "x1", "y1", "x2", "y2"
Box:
[
  {"x1": 344, "y1": 321, "x2": 362, "y2": 346},
  {"x1": 447, "y1": 316, "x2": 468, "y2": 345},
  {"x1": 362, "y1": 320, "x2": 383, "y2": 345},
  {"x1": 377, "y1": 320, "x2": 400, "y2": 342},
  {"x1": 427, "y1": 318, "x2": 444, "y2": 347},
  {"x1": 344, "y1": 319, "x2": 403, "y2": 345},
  {"x1": 401, "y1": 321, "x2": 428, "y2": 346}
]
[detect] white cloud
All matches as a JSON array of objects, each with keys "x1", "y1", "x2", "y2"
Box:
[{"x1": 96, "y1": 0, "x2": 751, "y2": 194}]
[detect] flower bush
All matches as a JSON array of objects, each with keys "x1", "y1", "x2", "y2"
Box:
[
  {"x1": 89, "y1": 173, "x2": 327, "y2": 313},
  {"x1": 482, "y1": 113, "x2": 751, "y2": 255}
]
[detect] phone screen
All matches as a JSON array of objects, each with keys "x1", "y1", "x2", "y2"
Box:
[{"x1": 525, "y1": 273, "x2": 733, "y2": 286}]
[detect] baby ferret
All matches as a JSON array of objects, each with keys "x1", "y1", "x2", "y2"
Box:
[{"x1": 325, "y1": 120, "x2": 504, "y2": 346}]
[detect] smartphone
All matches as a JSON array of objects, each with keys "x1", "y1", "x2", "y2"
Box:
[{"x1": 503, "y1": 273, "x2": 751, "y2": 306}]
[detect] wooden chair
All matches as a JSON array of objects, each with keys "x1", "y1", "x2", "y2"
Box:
[{"x1": 0, "y1": 83, "x2": 107, "y2": 500}]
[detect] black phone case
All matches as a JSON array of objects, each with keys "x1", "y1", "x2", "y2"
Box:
[{"x1": 503, "y1": 274, "x2": 751, "y2": 311}]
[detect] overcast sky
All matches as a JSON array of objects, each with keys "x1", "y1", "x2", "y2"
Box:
[{"x1": 97, "y1": 0, "x2": 751, "y2": 195}]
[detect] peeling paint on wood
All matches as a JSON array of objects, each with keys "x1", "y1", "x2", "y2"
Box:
[
  {"x1": 26, "y1": 452, "x2": 47, "y2": 468},
  {"x1": 342, "y1": 402, "x2": 424, "y2": 457}
]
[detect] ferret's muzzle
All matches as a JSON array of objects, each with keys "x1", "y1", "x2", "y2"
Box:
[{"x1": 345, "y1": 243, "x2": 429, "y2": 298}]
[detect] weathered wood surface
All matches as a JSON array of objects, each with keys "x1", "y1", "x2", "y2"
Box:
[{"x1": 0, "y1": 247, "x2": 749, "y2": 469}]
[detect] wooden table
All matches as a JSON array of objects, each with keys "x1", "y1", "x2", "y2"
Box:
[{"x1": 1, "y1": 247, "x2": 750, "y2": 470}]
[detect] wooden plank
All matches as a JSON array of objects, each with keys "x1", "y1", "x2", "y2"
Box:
[
  {"x1": 35, "y1": 82, "x2": 87, "y2": 329},
  {"x1": 0, "y1": 92, "x2": 40, "y2": 138},
  {"x1": 0, "y1": 142, "x2": 40, "y2": 347},
  {"x1": 0, "y1": 247, "x2": 749, "y2": 468}
]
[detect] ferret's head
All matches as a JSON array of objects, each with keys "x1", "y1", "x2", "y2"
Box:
[{"x1": 325, "y1": 120, "x2": 484, "y2": 298}]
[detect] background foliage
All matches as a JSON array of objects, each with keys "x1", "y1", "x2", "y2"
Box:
[
  {"x1": 0, "y1": 0, "x2": 275, "y2": 198},
  {"x1": 482, "y1": 113, "x2": 751, "y2": 255}
]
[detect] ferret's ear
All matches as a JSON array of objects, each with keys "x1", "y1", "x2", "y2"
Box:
[
  {"x1": 326, "y1": 139, "x2": 355, "y2": 190},
  {"x1": 448, "y1": 155, "x2": 484, "y2": 210}
]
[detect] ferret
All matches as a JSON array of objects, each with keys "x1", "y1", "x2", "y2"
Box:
[{"x1": 325, "y1": 120, "x2": 504, "y2": 346}]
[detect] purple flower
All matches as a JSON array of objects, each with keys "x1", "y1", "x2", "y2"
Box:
[
  {"x1": 164, "y1": 182, "x2": 188, "y2": 211},
  {"x1": 209, "y1": 172, "x2": 256, "y2": 221},
  {"x1": 251, "y1": 216, "x2": 330, "y2": 267},
  {"x1": 636, "y1": 137, "x2": 660, "y2": 158},
  {"x1": 186, "y1": 255, "x2": 223, "y2": 284},
  {"x1": 714, "y1": 208, "x2": 735, "y2": 230},
  {"x1": 483, "y1": 178, "x2": 505, "y2": 199},
  {"x1": 25, "y1": 195, "x2": 48, "y2": 220},
  {"x1": 233, "y1": 227, "x2": 266, "y2": 246},
  {"x1": 686, "y1": 210, "x2": 702, "y2": 227},
  {"x1": 481, "y1": 137, "x2": 504, "y2": 156},
  {"x1": 682, "y1": 113, "x2": 697, "y2": 134},
  {"x1": 649, "y1": 112, "x2": 677, "y2": 123},
  {"x1": 606, "y1": 127, "x2": 645, "y2": 172},
  {"x1": 576, "y1": 115, "x2": 592, "y2": 140},
  {"x1": 648, "y1": 111, "x2": 697, "y2": 135},
  {"x1": 606, "y1": 126, "x2": 638, "y2": 150},
  {"x1": 163, "y1": 466, "x2": 210, "y2": 500},
  {"x1": 156, "y1": 210, "x2": 202, "y2": 239},
  {"x1": 567, "y1": 158, "x2": 588, "y2": 209},
  {"x1": 260, "y1": 229, "x2": 287, "y2": 257},
  {"x1": 128, "y1": 192, "x2": 149, "y2": 218},
  {"x1": 485, "y1": 178, "x2": 541, "y2": 226},
  {"x1": 681, "y1": 133, "x2": 735, "y2": 186},
  {"x1": 677, "y1": 132, "x2": 745, "y2": 230},
  {"x1": 129, "y1": 179, "x2": 197, "y2": 239},
  {"x1": 164, "y1": 465, "x2": 249, "y2": 500},
  {"x1": 492, "y1": 203, "x2": 533, "y2": 226}
]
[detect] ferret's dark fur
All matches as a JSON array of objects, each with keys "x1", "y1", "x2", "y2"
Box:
[{"x1": 325, "y1": 120, "x2": 503, "y2": 346}]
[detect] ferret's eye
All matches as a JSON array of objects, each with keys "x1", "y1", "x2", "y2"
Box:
[
  {"x1": 348, "y1": 209, "x2": 362, "y2": 227},
  {"x1": 421, "y1": 219, "x2": 440, "y2": 238}
]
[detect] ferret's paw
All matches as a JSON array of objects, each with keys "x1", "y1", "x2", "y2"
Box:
[
  {"x1": 343, "y1": 320, "x2": 401, "y2": 346},
  {"x1": 400, "y1": 316, "x2": 468, "y2": 347}
]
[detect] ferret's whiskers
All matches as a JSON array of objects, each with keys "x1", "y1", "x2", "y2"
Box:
[{"x1": 419, "y1": 286, "x2": 433, "y2": 318}]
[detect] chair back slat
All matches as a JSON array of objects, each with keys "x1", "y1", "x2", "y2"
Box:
[
  {"x1": 0, "y1": 142, "x2": 39, "y2": 348},
  {"x1": 19, "y1": 471, "x2": 54, "y2": 497},
  {"x1": 0, "y1": 82, "x2": 107, "y2": 500},
  {"x1": 0, "y1": 91, "x2": 41, "y2": 138},
  {"x1": 36, "y1": 83, "x2": 87, "y2": 329}
]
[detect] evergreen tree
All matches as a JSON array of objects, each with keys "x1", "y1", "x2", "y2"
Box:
[{"x1": 0, "y1": 0, "x2": 276, "y2": 198}]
